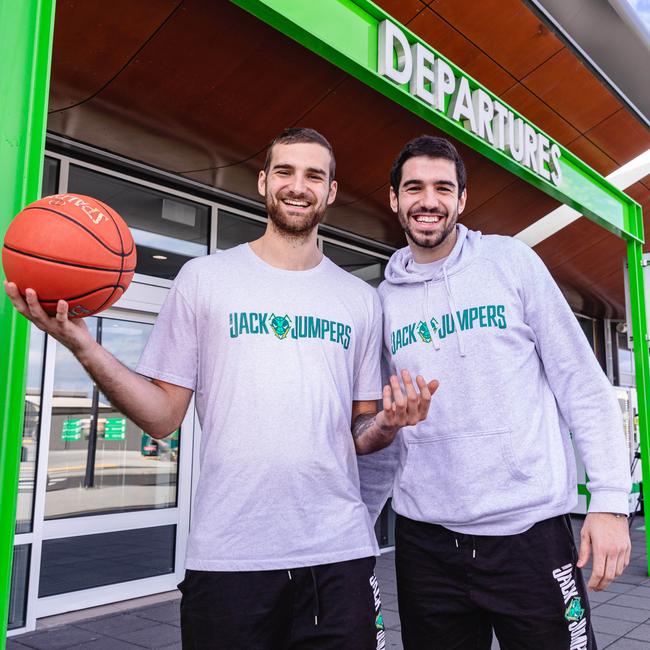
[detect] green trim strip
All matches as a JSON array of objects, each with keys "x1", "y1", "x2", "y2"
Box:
[
  {"x1": 0, "y1": 0, "x2": 55, "y2": 645},
  {"x1": 232, "y1": 0, "x2": 642, "y2": 242}
]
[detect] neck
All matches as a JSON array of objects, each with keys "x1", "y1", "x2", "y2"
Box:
[
  {"x1": 249, "y1": 221, "x2": 322, "y2": 270},
  {"x1": 410, "y1": 227, "x2": 458, "y2": 264}
]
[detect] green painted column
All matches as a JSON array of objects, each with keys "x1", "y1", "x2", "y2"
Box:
[
  {"x1": 626, "y1": 209, "x2": 650, "y2": 575},
  {"x1": 0, "y1": 0, "x2": 55, "y2": 645}
]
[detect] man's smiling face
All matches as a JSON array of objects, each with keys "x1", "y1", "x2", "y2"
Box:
[
  {"x1": 390, "y1": 155, "x2": 466, "y2": 254},
  {"x1": 258, "y1": 142, "x2": 337, "y2": 237}
]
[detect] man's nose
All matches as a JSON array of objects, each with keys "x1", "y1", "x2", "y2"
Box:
[{"x1": 289, "y1": 173, "x2": 307, "y2": 193}]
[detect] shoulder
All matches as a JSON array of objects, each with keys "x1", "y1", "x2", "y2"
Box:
[
  {"x1": 324, "y1": 258, "x2": 378, "y2": 298},
  {"x1": 479, "y1": 234, "x2": 543, "y2": 271}
]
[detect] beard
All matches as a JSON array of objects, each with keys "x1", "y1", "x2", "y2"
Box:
[
  {"x1": 266, "y1": 190, "x2": 326, "y2": 237},
  {"x1": 399, "y1": 203, "x2": 459, "y2": 249}
]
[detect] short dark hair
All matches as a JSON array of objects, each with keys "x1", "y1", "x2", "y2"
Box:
[
  {"x1": 390, "y1": 136, "x2": 466, "y2": 195},
  {"x1": 264, "y1": 127, "x2": 336, "y2": 181}
]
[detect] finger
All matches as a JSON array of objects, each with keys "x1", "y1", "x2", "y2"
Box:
[
  {"x1": 4, "y1": 281, "x2": 31, "y2": 315},
  {"x1": 428, "y1": 379, "x2": 440, "y2": 395},
  {"x1": 576, "y1": 530, "x2": 591, "y2": 569},
  {"x1": 401, "y1": 370, "x2": 419, "y2": 420},
  {"x1": 382, "y1": 384, "x2": 392, "y2": 415},
  {"x1": 416, "y1": 375, "x2": 432, "y2": 418},
  {"x1": 588, "y1": 548, "x2": 606, "y2": 591},
  {"x1": 24, "y1": 288, "x2": 53, "y2": 324},
  {"x1": 55, "y1": 299, "x2": 70, "y2": 323},
  {"x1": 616, "y1": 548, "x2": 627, "y2": 578},
  {"x1": 390, "y1": 375, "x2": 406, "y2": 418},
  {"x1": 596, "y1": 552, "x2": 618, "y2": 590}
]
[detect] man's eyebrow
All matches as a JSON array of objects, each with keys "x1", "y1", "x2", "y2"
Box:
[
  {"x1": 271, "y1": 163, "x2": 294, "y2": 172},
  {"x1": 402, "y1": 178, "x2": 457, "y2": 188},
  {"x1": 305, "y1": 166, "x2": 327, "y2": 176},
  {"x1": 271, "y1": 164, "x2": 327, "y2": 177}
]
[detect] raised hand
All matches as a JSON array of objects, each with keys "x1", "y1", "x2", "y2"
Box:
[
  {"x1": 377, "y1": 369, "x2": 439, "y2": 432},
  {"x1": 352, "y1": 369, "x2": 439, "y2": 454}
]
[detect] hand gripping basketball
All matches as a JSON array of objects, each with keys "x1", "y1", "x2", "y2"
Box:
[{"x1": 2, "y1": 193, "x2": 136, "y2": 318}]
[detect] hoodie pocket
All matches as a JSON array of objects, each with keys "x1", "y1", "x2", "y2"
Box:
[{"x1": 398, "y1": 428, "x2": 535, "y2": 524}]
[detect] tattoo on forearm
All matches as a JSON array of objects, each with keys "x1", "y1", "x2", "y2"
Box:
[{"x1": 352, "y1": 413, "x2": 376, "y2": 440}]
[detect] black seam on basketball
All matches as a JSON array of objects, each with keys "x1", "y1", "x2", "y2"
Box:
[
  {"x1": 3, "y1": 243, "x2": 135, "y2": 273},
  {"x1": 94, "y1": 199, "x2": 135, "y2": 256},
  {"x1": 94, "y1": 198, "x2": 127, "y2": 289},
  {"x1": 21, "y1": 206, "x2": 128, "y2": 257},
  {"x1": 37, "y1": 285, "x2": 124, "y2": 303}
]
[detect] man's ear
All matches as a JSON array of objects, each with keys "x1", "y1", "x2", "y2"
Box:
[
  {"x1": 389, "y1": 186, "x2": 399, "y2": 214},
  {"x1": 458, "y1": 188, "x2": 467, "y2": 214},
  {"x1": 257, "y1": 170, "x2": 267, "y2": 198},
  {"x1": 327, "y1": 180, "x2": 338, "y2": 205}
]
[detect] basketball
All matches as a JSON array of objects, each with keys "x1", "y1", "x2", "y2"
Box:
[{"x1": 2, "y1": 194, "x2": 136, "y2": 318}]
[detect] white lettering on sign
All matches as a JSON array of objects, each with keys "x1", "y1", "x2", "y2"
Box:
[
  {"x1": 378, "y1": 19, "x2": 562, "y2": 186},
  {"x1": 49, "y1": 194, "x2": 109, "y2": 225}
]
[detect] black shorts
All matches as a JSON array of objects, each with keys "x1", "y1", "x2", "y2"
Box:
[
  {"x1": 396, "y1": 514, "x2": 596, "y2": 650},
  {"x1": 178, "y1": 556, "x2": 385, "y2": 649}
]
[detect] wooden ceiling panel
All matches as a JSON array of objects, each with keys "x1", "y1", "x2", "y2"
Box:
[
  {"x1": 49, "y1": 0, "x2": 179, "y2": 112},
  {"x1": 428, "y1": 0, "x2": 564, "y2": 79},
  {"x1": 461, "y1": 180, "x2": 559, "y2": 236},
  {"x1": 406, "y1": 9, "x2": 516, "y2": 96},
  {"x1": 564, "y1": 136, "x2": 618, "y2": 177},
  {"x1": 49, "y1": 1, "x2": 346, "y2": 174},
  {"x1": 500, "y1": 83, "x2": 580, "y2": 145},
  {"x1": 522, "y1": 49, "x2": 621, "y2": 133},
  {"x1": 534, "y1": 218, "x2": 609, "y2": 271},
  {"x1": 373, "y1": 0, "x2": 426, "y2": 24},
  {"x1": 585, "y1": 109, "x2": 650, "y2": 166}
]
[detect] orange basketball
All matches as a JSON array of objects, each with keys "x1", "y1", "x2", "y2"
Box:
[{"x1": 2, "y1": 194, "x2": 136, "y2": 318}]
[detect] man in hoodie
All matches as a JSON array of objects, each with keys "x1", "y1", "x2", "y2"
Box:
[{"x1": 361, "y1": 135, "x2": 631, "y2": 649}]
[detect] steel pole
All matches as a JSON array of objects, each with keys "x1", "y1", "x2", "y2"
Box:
[{"x1": 0, "y1": 0, "x2": 55, "y2": 645}]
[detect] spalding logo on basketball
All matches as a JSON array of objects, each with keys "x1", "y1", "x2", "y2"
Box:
[{"x1": 2, "y1": 194, "x2": 137, "y2": 318}]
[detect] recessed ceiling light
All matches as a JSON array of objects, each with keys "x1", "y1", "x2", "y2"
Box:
[{"x1": 152, "y1": 254, "x2": 168, "y2": 260}]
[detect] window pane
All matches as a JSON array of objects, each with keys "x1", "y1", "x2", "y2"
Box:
[
  {"x1": 8, "y1": 545, "x2": 30, "y2": 630},
  {"x1": 217, "y1": 209, "x2": 265, "y2": 250},
  {"x1": 17, "y1": 326, "x2": 46, "y2": 534},
  {"x1": 44, "y1": 317, "x2": 178, "y2": 519},
  {"x1": 323, "y1": 242, "x2": 386, "y2": 287},
  {"x1": 42, "y1": 157, "x2": 59, "y2": 196},
  {"x1": 39, "y1": 526, "x2": 175, "y2": 597},
  {"x1": 67, "y1": 165, "x2": 209, "y2": 279}
]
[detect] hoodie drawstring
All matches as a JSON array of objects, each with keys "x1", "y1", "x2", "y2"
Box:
[
  {"x1": 310, "y1": 567, "x2": 320, "y2": 626},
  {"x1": 424, "y1": 281, "x2": 441, "y2": 350},
  {"x1": 443, "y1": 268, "x2": 466, "y2": 357}
]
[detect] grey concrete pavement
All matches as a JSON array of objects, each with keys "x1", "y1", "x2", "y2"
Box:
[{"x1": 8, "y1": 517, "x2": 650, "y2": 649}]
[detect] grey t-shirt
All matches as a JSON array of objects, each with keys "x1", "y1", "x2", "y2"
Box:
[{"x1": 136, "y1": 244, "x2": 383, "y2": 570}]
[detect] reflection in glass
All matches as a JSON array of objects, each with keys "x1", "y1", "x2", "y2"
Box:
[
  {"x1": 217, "y1": 209, "x2": 266, "y2": 250},
  {"x1": 323, "y1": 242, "x2": 386, "y2": 287},
  {"x1": 67, "y1": 165, "x2": 209, "y2": 279},
  {"x1": 8, "y1": 545, "x2": 30, "y2": 630},
  {"x1": 17, "y1": 327, "x2": 46, "y2": 534},
  {"x1": 44, "y1": 317, "x2": 178, "y2": 519},
  {"x1": 39, "y1": 526, "x2": 175, "y2": 597}
]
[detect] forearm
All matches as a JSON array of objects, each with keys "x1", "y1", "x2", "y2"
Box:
[
  {"x1": 353, "y1": 412, "x2": 397, "y2": 455},
  {"x1": 76, "y1": 341, "x2": 182, "y2": 438}
]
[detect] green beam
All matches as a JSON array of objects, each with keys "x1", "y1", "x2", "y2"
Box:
[
  {"x1": 627, "y1": 212, "x2": 650, "y2": 575},
  {"x1": 232, "y1": 0, "x2": 642, "y2": 242},
  {"x1": 0, "y1": 0, "x2": 55, "y2": 645}
]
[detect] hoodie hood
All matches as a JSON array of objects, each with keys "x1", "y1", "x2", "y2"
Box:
[{"x1": 385, "y1": 224, "x2": 482, "y2": 285}]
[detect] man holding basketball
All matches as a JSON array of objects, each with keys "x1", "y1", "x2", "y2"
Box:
[{"x1": 5, "y1": 127, "x2": 437, "y2": 650}]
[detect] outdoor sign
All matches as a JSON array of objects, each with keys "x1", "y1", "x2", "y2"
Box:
[
  {"x1": 378, "y1": 20, "x2": 562, "y2": 186},
  {"x1": 61, "y1": 418, "x2": 81, "y2": 441},
  {"x1": 103, "y1": 417, "x2": 126, "y2": 441},
  {"x1": 233, "y1": 0, "x2": 639, "y2": 242}
]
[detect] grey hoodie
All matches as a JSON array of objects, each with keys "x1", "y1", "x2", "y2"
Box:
[{"x1": 360, "y1": 224, "x2": 630, "y2": 535}]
